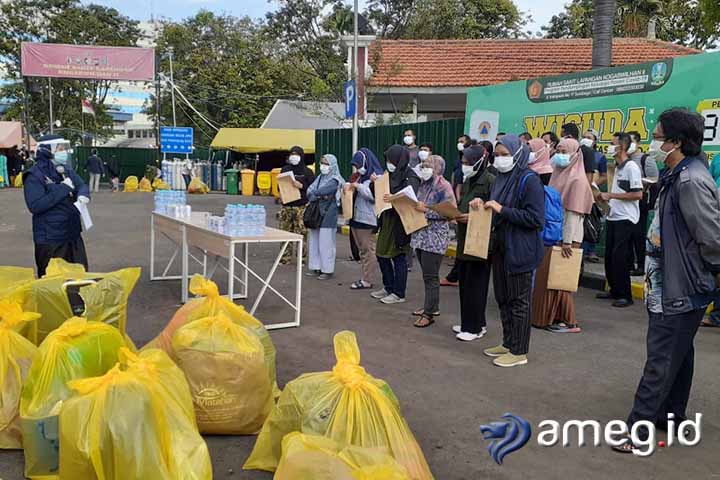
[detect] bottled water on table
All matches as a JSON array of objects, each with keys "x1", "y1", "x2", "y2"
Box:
[{"x1": 220, "y1": 203, "x2": 266, "y2": 237}]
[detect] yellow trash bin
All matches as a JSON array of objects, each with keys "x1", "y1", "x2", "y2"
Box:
[
  {"x1": 257, "y1": 171, "x2": 271, "y2": 196},
  {"x1": 241, "y1": 169, "x2": 255, "y2": 196},
  {"x1": 270, "y1": 168, "x2": 281, "y2": 198}
]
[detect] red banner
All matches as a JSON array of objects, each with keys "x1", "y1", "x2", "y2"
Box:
[{"x1": 21, "y1": 42, "x2": 155, "y2": 81}]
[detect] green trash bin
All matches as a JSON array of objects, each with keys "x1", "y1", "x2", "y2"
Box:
[{"x1": 225, "y1": 169, "x2": 239, "y2": 195}]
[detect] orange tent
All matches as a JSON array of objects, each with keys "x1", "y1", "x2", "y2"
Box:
[{"x1": 0, "y1": 122, "x2": 36, "y2": 149}]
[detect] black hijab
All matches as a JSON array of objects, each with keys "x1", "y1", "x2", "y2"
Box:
[{"x1": 384, "y1": 144, "x2": 414, "y2": 194}]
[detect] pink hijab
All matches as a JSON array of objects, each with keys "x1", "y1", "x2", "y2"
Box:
[
  {"x1": 549, "y1": 138, "x2": 594, "y2": 215},
  {"x1": 528, "y1": 138, "x2": 552, "y2": 175}
]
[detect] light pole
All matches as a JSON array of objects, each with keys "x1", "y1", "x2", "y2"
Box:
[
  {"x1": 168, "y1": 47, "x2": 177, "y2": 127},
  {"x1": 352, "y1": 0, "x2": 359, "y2": 153}
]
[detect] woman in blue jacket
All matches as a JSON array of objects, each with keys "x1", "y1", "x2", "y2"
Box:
[{"x1": 481, "y1": 134, "x2": 545, "y2": 368}]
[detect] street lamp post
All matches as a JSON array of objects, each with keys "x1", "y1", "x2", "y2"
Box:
[
  {"x1": 168, "y1": 48, "x2": 177, "y2": 127},
  {"x1": 352, "y1": 0, "x2": 359, "y2": 154}
]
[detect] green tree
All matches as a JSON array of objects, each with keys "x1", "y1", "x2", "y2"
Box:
[{"x1": 0, "y1": 0, "x2": 141, "y2": 142}]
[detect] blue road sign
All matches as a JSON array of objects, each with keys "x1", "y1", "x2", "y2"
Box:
[
  {"x1": 344, "y1": 80, "x2": 356, "y2": 119},
  {"x1": 160, "y1": 126, "x2": 193, "y2": 154}
]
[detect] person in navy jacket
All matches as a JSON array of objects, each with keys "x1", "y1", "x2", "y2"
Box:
[{"x1": 23, "y1": 145, "x2": 90, "y2": 276}]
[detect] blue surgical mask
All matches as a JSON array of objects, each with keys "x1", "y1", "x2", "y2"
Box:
[
  {"x1": 53, "y1": 151, "x2": 69, "y2": 166},
  {"x1": 552, "y1": 153, "x2": 571, "y2": 169}
]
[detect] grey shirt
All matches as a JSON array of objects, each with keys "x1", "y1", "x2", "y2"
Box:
[{"x1": 630, "y1": 151, "x2": 659, "y2": 181}]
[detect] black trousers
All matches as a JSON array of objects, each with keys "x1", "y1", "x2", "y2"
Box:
[
  {"x1": 445, "y1": 260, "x2": 460, "y2": 283},
  {"x1": 632, "y1": 207, "x2": 650, "y2": 271},
  {"x1": 604, "y1": 219, "x2": 635, "y2": 300},
  {"x1": 416, "y1": 249, "x2": 442, "y2": 314},
  {"x1": 627, "y1": 308, "x2": 705, "y2": 439},
  {"x1": 458, "y1": 259, "x2": 492, "y2": 334},
  {"x1": 492, "y1": 253, "x2": 533, "y2": 355},
  {"x1": 34, "y1": 237, "x2": 88, "y2": 277}
]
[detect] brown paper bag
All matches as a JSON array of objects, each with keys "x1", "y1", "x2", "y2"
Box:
[
  {"x1": 278, "y1": 173, "x2": 301, "y2": 205},
  {"x1": 388, "y1": 195, "x2": 428, "y2": 234},
  {"x1": 430, "y1": 200, "x2": 462, "y2": 219},
  {"x1": 374, "y1": 174, "x2": 391, "y2": 216},
  {"x1": 464, "y1": 207, "x2": 492, "y2": 259},
  {"x1": 547, "y1": 246, "x2": 584, "y2": 292},
  {"x1": 341, "y1": 187, "x2": 354, "y2": 223}
]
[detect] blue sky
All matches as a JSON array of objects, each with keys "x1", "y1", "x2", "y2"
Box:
[{"x1": 85, "y1": 0, "x2": 562, "y2": 34}]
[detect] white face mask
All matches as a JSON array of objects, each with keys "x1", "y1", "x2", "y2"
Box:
[
  {"x1": 358, "y1": 166, "x2": 366, "y2": 175},
  {"x1": 403, "y1": 135, "x2": 414, "y2": 146},
  {"x1": 461, "y1": 164, "x2": 475, "y2": 178},
  {"x1": 627, "y1": 142, "x2": 638, "y2": 155},
  {"x1": 528, "y1": 152, "x2": 537, "y2": 164},
  {"x1": 580, "y1": 138, "x2": 594, "y2": 149},
  {"x1": 386, "y1": 163, "x2": 397, "y2": 173},
  {"x1": 320, "y1": 164, "x2": 331, "y2": 175},
  {"x1": 494, "y1": 155, "x2": 515, "y2": 173},
  {"x1": 419, "y1": 167, "x2": 434, "y2": 181},
  {"x1": 418, "y1": 150, "x2": 430, "y2": 161},
  {"x1": 648, "y1": 139, "x2": 675, "y2": 165},
  {"x1": 606, "y1": 145, "x2": 617, "y2": 157},
  {"x1": 457, "y1": 142, "x2": 465, "y2": 152},
  {"x1": 288, "y1": 154, "x2": 301, "y2": 165}
]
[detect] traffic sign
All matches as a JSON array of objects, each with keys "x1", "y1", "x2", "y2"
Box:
[
  {"x1": 344, "y1": 80, "x2": 356, "y2": 119},
  {"x1": 160, "y1": 126, "x2": 193, "y2": 154}
]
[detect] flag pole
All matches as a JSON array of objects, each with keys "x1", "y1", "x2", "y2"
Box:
[{"x1": 81, "y1": 110, "x2": 84, "y2": 146}]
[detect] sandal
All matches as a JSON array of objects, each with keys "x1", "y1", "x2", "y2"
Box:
[
  {"x1": 700, "y1": 318, "x2": 720, "y2": 327},
  {"x1": 413, "y1": 314, "x2": 435, "y2": 328},
  {"x1": 412, "y1": 308, "x2": 440, "y2": 317},
  {"x1": 611, "y1": 436, "x2": 639, "y2": 454},
  {"x1": 350, "y1": 280, "x2": 372, "y2": 290}
]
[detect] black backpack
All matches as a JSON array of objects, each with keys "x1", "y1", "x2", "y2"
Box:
[{"x1": 641, "y1": 154, "x2": 660, "y2": 210}]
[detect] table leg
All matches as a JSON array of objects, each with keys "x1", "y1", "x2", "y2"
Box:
[
  {"x1": 150, "y1": 215, "x2": 156, "y2": 280},
  {"x1": 294, "y1": 238, "x2": 302, "y2": 326},
  {"x1": 228, "y1": 242, "x2": 235, "y2": 301},
  {"x1": 181, "y1": 225, "x2": 188, "y2": 304},
  {"x1": 243, "y1": 243, "x2": 249, "y2": 299}
]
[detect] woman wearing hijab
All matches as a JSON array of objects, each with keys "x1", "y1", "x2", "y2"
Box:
[
  {"x1": 306, "y1": 154, "x2": 345, "y2": 279},
  {"x1": 279, "y1": 146, "x2": 316, "y2": 264},
  {"x1": 528, "y1": 138, "x2": 553, "y2": 186},
  {"x1": 532, "y1": 138, "x2": 594, "y2": 332},
  {"x1": 347, "y1": 148, "x2": 384, "y2": 290},
  {"x1": 452, "y1": 145, "x2": 496, "y2": 341},
  {"x1": 410, "y1": 154, "x2": 456, "y2": 327},
  {"x1": 480, "y1": 134, "x2": 545, "y2": 368},
  {"x1": 370, "y1": 145, "x2": 421, "y2": 304}
]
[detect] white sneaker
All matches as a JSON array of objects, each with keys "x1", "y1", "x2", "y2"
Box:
[
  {"x1": 380, "y1": 294, "x2": 406, "y2": 305},
  {"x1": 456, "y1": 327, "x2": 487, "y2": 342},
  {"x1": 452, "y1": 325, "x2": 462, "y2": 334},
  {"x1": 370, "y1": 288, "x2": 388, "y2": 299}
]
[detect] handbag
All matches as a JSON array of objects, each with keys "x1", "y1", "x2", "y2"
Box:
[
  {"x1": 303, "y1": 200, "x2": 323, "y2": 229},
  {"x1": 583, "y1": 203, "x2": 603, "y2": 244}
]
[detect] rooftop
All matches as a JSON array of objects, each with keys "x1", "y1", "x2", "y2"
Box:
[{"x1": 368, "y1": 38, "x2": 700, "y2": 88}]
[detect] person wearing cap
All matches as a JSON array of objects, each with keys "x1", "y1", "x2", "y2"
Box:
[
  {"x1": 23, "y1": 145, "x2": 90, "y2": 276},
  {"x1": 279, "y1": 145, "x2": 315, "y2": 264}
]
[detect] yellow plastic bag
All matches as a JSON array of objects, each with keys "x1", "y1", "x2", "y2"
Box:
[
  {"x1": 188, "y1": 177, "x2": 209, "y2": 194},
  {"x1": 275, "y1": 432, "x2": 410, "y2": 480},
  {"x1": 244, "y1": 331, "x2": 433, "y2": 480},
  {"x1": 14, "y1": 174, "x2": 23, "y2": 188},
  {"x1": 58, "y1": 347, "x2": 213, "y2": 480},
  {"x1": 138, "y1": 176, "x2": 153, "y2": 192},
  {"x1": 0, "y1": 266, "x2": 35, "y2": 301},
  {"x1": 152, "y1": 178, "x2": 170, "y2": 190},
  {"x1": 24, "y1": 259, "x2": 140, "y2": 342},
  {"x1": 123, "y1": 175, "x2": 138, "y2": 192},
  {"x1": 171, "y1": 314, "x2": 273, "y2": 434},
  {"x1": 20, "y1": 317, "x2": 132, "y2": 479},
  {"x1": 0, "y1": 301, "x2": 40, "y2": 449},
  {"x1": 145, "y1": 275, "x2": 278, "y2": 394}
]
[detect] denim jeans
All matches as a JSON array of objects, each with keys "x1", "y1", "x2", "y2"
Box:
[{"x1": 377, "y1": 254, "x2": 408, "y2": 298}]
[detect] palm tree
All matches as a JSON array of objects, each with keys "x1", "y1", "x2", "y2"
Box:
[
  {"x1": 616, "y1": 0, "x2": 662, "y2": 36},
  {"x1": 592, "y1": 0, "x2": 617, "y2": 68}
]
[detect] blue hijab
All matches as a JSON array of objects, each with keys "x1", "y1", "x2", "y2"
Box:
[
  {"x1": 490, "y1": 134, "x2": 532, "y2": 206},
  {"x1": 351, "y1": 148, "x2": 383, "y2": 183},
  {"x1": 309, "y1": 154, "x2": 345, "y2": 204}
]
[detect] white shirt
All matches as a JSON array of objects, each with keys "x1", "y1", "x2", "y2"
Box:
[{"x1": 607, "y1": 159, "x2": 643, "y2": 224}]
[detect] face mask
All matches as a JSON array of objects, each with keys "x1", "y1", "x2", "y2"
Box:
[
  {"x1": 494, "y1": 155, "x2": 515, "y2": 173},
  {"x1": 606, "y1": 145, "x2": 617, "y2": 157},
  {"x1": 320, "y1": 164, "x2": 331, "y2": 175},
  {"x1": 418, "y1": 150, "x2": 430, "y2": 161},
  {"x1": 358, "y1": 167, "x2": 367, "y2": 175},
  {"x1": 580, "y1": 138, "x2": 594, "y2": 149},
  {"x1": 648, "y1": 140, "x2": 675, "y2": 165},
  {"x1": 461, "y1": 164, "x2": 475, "y2": 178},
  {"x1": 53, "y1": 151, "x2": 68, "y2": 166},
  {"x1": 628, "y1": 142, "x2": 638, "y2": 155},
  {"x1": 419, "y1": 167, "x2": 434, "y2": 181},
  {"x1": 552, "y1": 153, "x2": 571, "y2": 169},
  {"x1": 528, "y1": 152, "x2": 537, "y2": 164},
  {"x1": 386, "y1": 163, "x2": 397, "y2": 173},
  {"x1": 403, "y1": 136, "x2": 414, "y2": 146},
  {"x1": 288, "y1": 154, "x2": 301, "y2": 165},
  {"x1": 457, "y1": 142, "x2": 465, "y2": 152}
]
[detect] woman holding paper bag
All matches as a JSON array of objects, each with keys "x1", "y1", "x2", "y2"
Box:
[
  {"x1": 371, "y1": 145, "x2": 420, "y2": 305},
  {"x1": 348, "y1": 148, "x2": 384, "y2": 290},
  {"x1": 532, "y1": 138, "x2": 594, "y2": 333},
  {"x1": 279, "y1": 146, "x2": 315, "y2": 264},
  {"x1": 306, "y1": 154, "x2": 344, "y2": 279},
  {"x1": 410, "y1": 155, "x2": 456, "y2": 327},
  {"x1": 482, "y1": 134, "x2": 545, "y2": 368}
]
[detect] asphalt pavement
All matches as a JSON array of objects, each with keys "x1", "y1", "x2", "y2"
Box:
[{"x1": 0, "y1": 188, "x2": 718, "y2": 479}]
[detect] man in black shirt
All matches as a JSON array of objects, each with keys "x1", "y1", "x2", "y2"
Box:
[{"x1": 561, "y1": 123, "x2": 596, "y2": 184}]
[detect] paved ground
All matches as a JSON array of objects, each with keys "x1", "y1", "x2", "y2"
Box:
[{"x1": 0, "y1": 188, "x2": 718, "y2": 480}]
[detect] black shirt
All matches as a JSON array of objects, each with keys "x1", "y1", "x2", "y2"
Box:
[{"x1": 580, "y1": 145, "x2": 597, "y2": 175}]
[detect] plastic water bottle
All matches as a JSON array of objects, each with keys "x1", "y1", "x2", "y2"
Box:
[{"x1": 258, "y1": 205, "x2": 266, "y2": 234}]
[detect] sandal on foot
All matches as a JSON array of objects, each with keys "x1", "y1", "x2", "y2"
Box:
[
  {"x1": 350, "y1": 280, "x2": 372, "y2": 290},
  {"x1": 611, "y1": 436, "x2": 639, "y2": 454},
  {"x1": 413, "y1": 314, "x2": 435, "y2": 328},
  {"x1": 412, "y1": 308, "x2": 440, "y2": 317}
]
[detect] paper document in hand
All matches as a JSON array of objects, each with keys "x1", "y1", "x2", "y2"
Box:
[
  {"x1": 430, "y1": 200, "x2": 462, "y2": 219},
  {"x1": 394, "y1": 185, "x2": 419, "y2": 202},
  {"x1": 464, "y1": 207, "x2": 492, "y2": 259},
  {"x1": 74, "y1": 202, "x2": 93, "y2": 231},
  {"x1": 387, "y1": 191, "x2": 427, "y2": 234},
  {"x1": 277, "y1": 171, "x2": 301, "y2": 204},
  {"x1": 341, "y1": 187, "x2": 353, "y2": 223},
  {"x1": 374, "y1": 174, "x2": 391, "y2": 216},
  {"x1": 547, "y1": 246, "x2": 583, "y2": 292}
]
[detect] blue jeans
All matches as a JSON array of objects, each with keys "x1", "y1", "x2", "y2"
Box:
[
  {"x1": 710, "y1": 292, "x2": 720, "y2": 325},
  {"x1": 582, "y1": 240, "x2": 596, "y2": 256},
  {"x1": 377, "y1": 254, "x2": 408, "y2": 299}
]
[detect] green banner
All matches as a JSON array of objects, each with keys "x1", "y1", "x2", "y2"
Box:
[{"x1": 465, "y1": 52, "x2": 720, "y2": 160}]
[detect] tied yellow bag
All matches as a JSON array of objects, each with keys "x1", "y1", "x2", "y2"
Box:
[
  {"x1": 275, "y1": 432, "x2": 410, "y2": 480},
  {"x1": 152, "y1": 177, "x2": 170, "y2": 190},
  {"x1": 138, "y1": 176, "x2": 153, "y2": 192},
  {"x1": 171, "y1": 314, "x2": 273, "y2": 434},
  {"x1": 123, "y1": 175, "x2": 138, "y2": 192},
  {"x1": 58, "y1": 348, "x2": 213, "y2": 480},
  {"x1": 0, "y1": 301, "x2": 40, "y2": 449},
  {"x1": 25, "y1": 258, "x2": 140, "y2": 342},
  {"x1": 244, "y1": 331, "x2": 433, "y2": 480},
  {"x1": 20, "y1": 317, "x2": 132, "y2": 479},
  {"x1": 145, "y1": 275, "x2": 278, "y2": 394},
  {"x1": 0, "y1": 267, "x2": 37, "y2": 343},
  {"x1": 188, "y1": 177, "x2": 209, "y2": 194}
]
